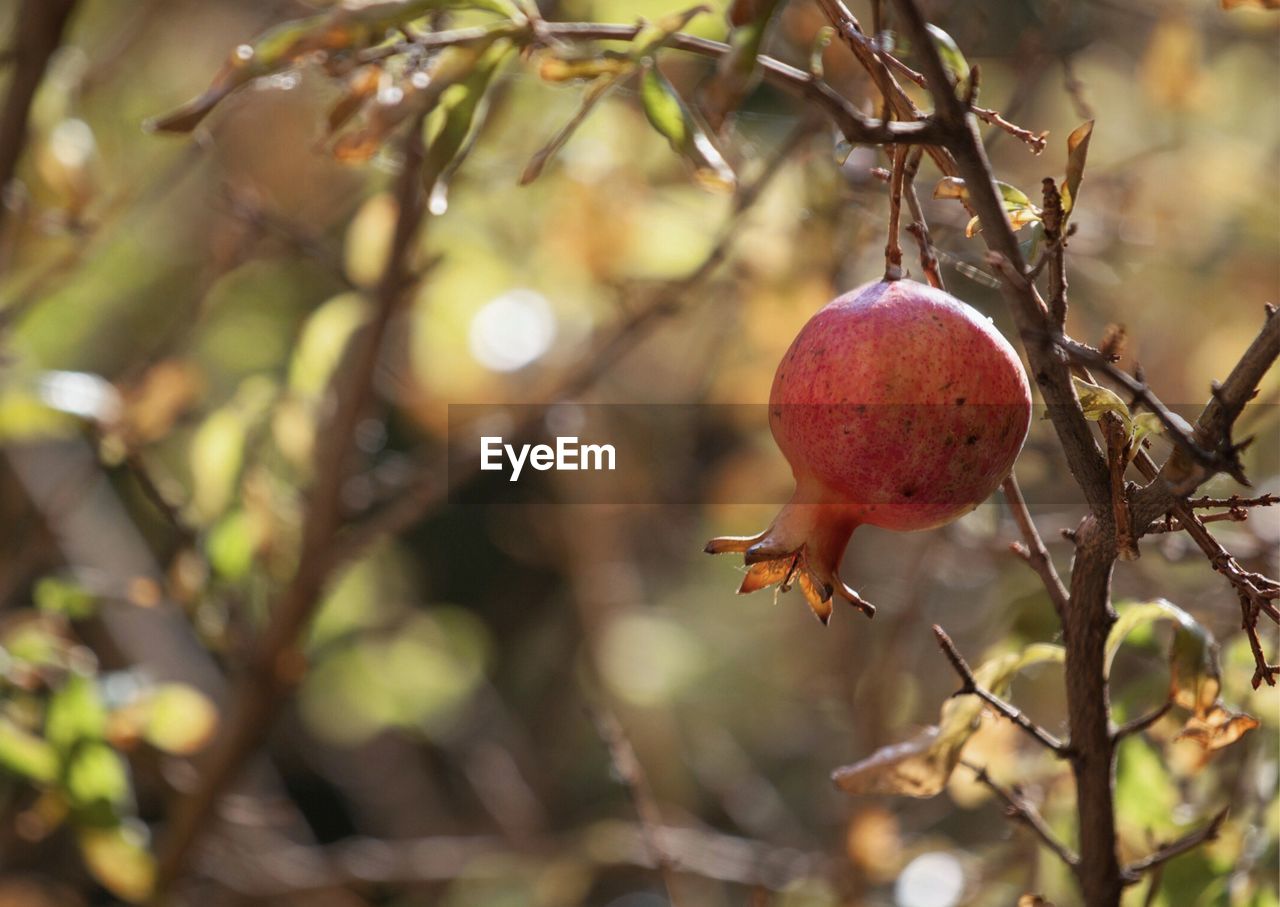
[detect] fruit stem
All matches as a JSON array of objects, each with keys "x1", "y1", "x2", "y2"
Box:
[{"x1": 883, "y1": 144, "x2": 907, "y2": 281}]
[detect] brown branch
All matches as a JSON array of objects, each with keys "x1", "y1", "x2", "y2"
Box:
[
  {"x1": 1142, "y1": 510, "x2": 1248, "y2": 534},
  {"x1": 0, "y1": 0, "x2": 79, "y2": 236},
  {"x1": 152, "y1": 108, "x2": 434, "y2": 896},
  {"x1": 1001, "y1": 475, "x2": 1069, "y2": 619},
  {"x1": 1187, "y1": 494, "x2": 1278, "y2": 510},
  {"x1": 891, "y1": 4, "x2": 1125, "y2": 903},
  {"x1": 932, "y1": 625, "x2": 1069, "y2": 756},
  {"x1": 588, "y1": 706, "x2": 685, "y2": 905},
  {"x1": 884, "y1": 144, "x2": 906, "y2": 281},
  {"x1": 1121, "y1": 808, "x2": 1229, "y2": 883},
  {"x1": 901, "y1": 147, "x2": 944, "y2": 290},
  {"x1": 1132, "y1": 307, "x2": 1280, "y2": 526},
  {"x1": 961, "y1": 760, "x2": 1078, "y2": 867}
]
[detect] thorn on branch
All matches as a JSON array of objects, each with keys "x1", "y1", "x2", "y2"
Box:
[{"x1": 932, "y1": 625, "x2": 1070, "y2": 756}]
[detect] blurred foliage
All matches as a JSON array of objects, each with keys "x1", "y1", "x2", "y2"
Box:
[{"x1": 0, "y1": 0, "x2": 1276, "y2": 905}]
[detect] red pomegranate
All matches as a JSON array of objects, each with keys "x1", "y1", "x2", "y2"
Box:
[{"x1": 706, "y1": 278, "x2": 1032, "y2": 624}]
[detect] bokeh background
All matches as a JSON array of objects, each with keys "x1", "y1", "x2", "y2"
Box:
[{"x1": 0, "y1": 0, "x2": 1277, "y2": 905}]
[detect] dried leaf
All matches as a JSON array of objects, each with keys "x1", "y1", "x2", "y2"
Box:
[
  {"x1": 538, "y1": 54, "x2": 633, "y2": 83},
  {"x1": 1108, "y1": 599, "x2": 1258, "y2": 751},
  {"x1": 1061, "y1": 120, "x2": 1093, "y2": 215},
  {"x1": 327, "y1": 64, "x2": 383, "y2": 135},
  {"x1": 1222, "y1": 0, "x2": 1280, "y2": 7},
  {"x1": 640, "y1": 62, "x2": 735, "y2": 190}
]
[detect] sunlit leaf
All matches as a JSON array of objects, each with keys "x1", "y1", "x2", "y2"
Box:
[
  {"x1": 65, "y1": 742, "x2": 131, "y2": 814},
  {"x1": 925, "y1": 24, "x2": 971, "y2": 97},
  {"x1": 0, "y1": 716, "x2": 59, "y2": 784},
  {"x1": 833, "y1": 644, "x2": 1063, "y2": 797},
  {"x1": 142, "y1": 685, "x2": 219, "y2": 755},
  {"x1": 640, "y1": 62, "x2": 735, "y2": 190},
  {"x1": 630, "y1": 6, "x2": 711, "y2": 60},
  {"x1": 188, "y1": 406, "x2": 246, "y2": 524},
  {"x1": 537, "y1": 54, "x2": 633, "y2": 83},
  {"x1": 421, "y1": 42, "x2": 514, "y2": 210},
  {"x1": 1221, "y1": 0, "x2": 1280, "y2": 7},
  {"x1": 1061, "y1": 120, "x2": 1093, "y2": 216},
  {"x1": 147, "y1": 1, "x2": 521, "y2": 133},
  {"x1": 46, "y1": 673, "x2": 107, "y2": 753},
  {"x1": 78, "y1": 821, "x2": 155, "y2": 903},
  {"x1": 1072, "y1": 375, "x2": 1131, "y2": 424}
]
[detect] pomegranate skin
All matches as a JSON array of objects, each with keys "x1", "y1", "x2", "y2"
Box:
[{"x1": 707, "y1": 279, "x2": 1031, "y2": 623}]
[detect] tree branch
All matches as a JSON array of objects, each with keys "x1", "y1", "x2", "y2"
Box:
[
  {"x1": 961, "y1": 760, "x2": 1078, "y2": 867},
  {"x1": 1121, "y1": 808, "x2": 1229, "y2": 883},
  {"x1": 152, "y1": 108, "x2": 434, "y2": 896},
  {"x1": 932, "y1": 625, "x2": 1069, "y2": 756},
  {"x1": 1001, "y1": 474, "x2": 1069, "y2": 620}
]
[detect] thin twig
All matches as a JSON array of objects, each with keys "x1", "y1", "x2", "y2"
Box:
[
  {"x1": 1112, "y1": 699, "x2": 1172, "y2": 742},
  {"x1": 960, "y1": 760, "x2": 1078, "y2": 867},
  {"x1": 1121, "y1": 808, "x2": 1229, "y2": 883},
  {"x1": 901, "y1": 146, "x2": 944, "y2": 290},
  {"x1": 1001, "y1": 475, "x2": 1069, "y2": 619},
  {"x1": 588, "y1": 706, "x2": 685, "y2": 905},
  {"x1": 884, "y1": 144, "x2": 906, "y2": 281},
  {"x1": 932, "y1": 625, "x2": 1069, "y2": 755}
]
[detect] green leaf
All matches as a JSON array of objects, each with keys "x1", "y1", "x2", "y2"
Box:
[
  {"x1": 46, "y1": 673, "x2": 107, "y2": 753},
  {"x1": 630, "y1": 6, "x2": 711, "y2": 60},
  {"x1": 701, "y1": 0, "x2": 784, "y2": 129},
  {"x1": 33, "y1": 576, "x2": 96, "y2": 620},
  {"x1": 935, "y1": 177, "x2": 1041, "y2": 237},
  {"x1": 640, "y1": 62, "x2": 735, "y2": 190},
  {"x1": 832, "y1": 643, "x2": 1063, "y2": 797},
  {"x1": 1061, "y1": 120, "x2": 1093, "y2": 216},
  {"x1": 0, "y1": 716, "x2": 59, "y2": 783},
  {"x1": 78, "y1": 821, "x2": 156, "y2": 903},
  {"x1": 142, "y1": 685, "x2": 219, "y2": 756},
  {"x1": 1071, "y1": 375, "x2": 1131, "y2": 426},
  {"x1": 421, "y1": 42, "x2": 514, "y2": 210},
  {"x1": 65, "y1": 741, "x2": 131, "y2": 814},
  {"x1": 925, "y1": 23, "x2": 972, "y2": 97}
]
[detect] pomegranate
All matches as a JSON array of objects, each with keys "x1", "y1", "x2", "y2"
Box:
[{"x1": 706, "y1": 278, "x2": 1032, "y2": 624}]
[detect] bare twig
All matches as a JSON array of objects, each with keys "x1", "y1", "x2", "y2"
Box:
[
  {"x1": 901, "y1": 147, "x2": 944, "y2": 290},
  {"x1": 1001, "y1": 475, "x2": 1069, "y2": 619},
  {"x1": 589, "y1": 707, "x2": 684, "y2": 905},
  {"x1": 961, "y1": 760, "x2": 1078, "y2": 867},
  {"x1": 1187, "y1": 494, "x2": 1278, "y2": 510},
  {"x1": 1121, "y1": 809, "x2": 1229, "y2": 883},
  {"x1": 1112, "y1": 699, "x2": 1172, "y2": 742},
  {"x1": 932, "y1": 625, "x2": 1069, "y2": 755}
]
